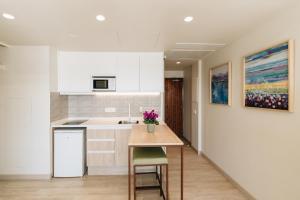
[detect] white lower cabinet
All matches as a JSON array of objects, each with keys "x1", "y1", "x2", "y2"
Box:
[{"x1": 87, "y1": 128, "x2": 131, "y2": 175}]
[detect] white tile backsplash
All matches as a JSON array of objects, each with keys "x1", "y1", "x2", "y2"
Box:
[
  {"x1": 51, "y1": 93, "x2": 161, "y2": 120},
  {"x1": 50, "y1": 92, "x2": 68, "y2": 121},
  {"x1": 67, "y1": 94, "x2": 161, "y2": 118}
]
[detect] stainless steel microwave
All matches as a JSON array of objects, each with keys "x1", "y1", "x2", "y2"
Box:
[{"x1": 92, "y1": 76, "x2": 116, "y2": 92}]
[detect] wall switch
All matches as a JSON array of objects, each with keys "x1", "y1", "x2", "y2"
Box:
[
  {"x1": 139, "y1": 107, "x2": 143, "y2": 112},
  {"x1": 105, "y1": 107, "x2": 116, "y2": 113}
]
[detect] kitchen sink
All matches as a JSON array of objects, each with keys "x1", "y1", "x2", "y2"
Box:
[{"x1": 118, "y1": 120, "x2": 139, "y2": 124}]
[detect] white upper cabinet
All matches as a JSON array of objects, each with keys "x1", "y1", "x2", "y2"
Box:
[
  {"x1": 58, "y1": 52, "x2": 91, "y2": 93},
  {"x1": 58, "y1": 52, "x2": 117, "y2": 93},
  {"x1": 88, "y1": 53, "x2": 117, "y2": 76},
  {"x1": 58, "y1": 51, "x2": 164, "y2": 93},
  {"x1": 116, "y1": 53, "x2": 140, "y2": 92},
  {"x1": 139, "y1": 52, "x2": 164, "y2": 92}
]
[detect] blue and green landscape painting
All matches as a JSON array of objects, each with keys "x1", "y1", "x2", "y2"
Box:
[
  {"x1": 211, "y1": 64, "x2": 229, "y2": 105},
  {"x1": 245, "y1": 42, "x2": 289, "y2": 110}
]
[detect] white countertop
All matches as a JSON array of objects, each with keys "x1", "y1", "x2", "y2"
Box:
[{"x1": 51, "y1": 117, "x2": 144, "y2": 129}]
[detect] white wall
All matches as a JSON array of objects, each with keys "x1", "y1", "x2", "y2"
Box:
[
  {"x1": 197, "y1": 60, "x2": 202, "y2": 152},
  {"x1": 49, "y1": 47, "x2": 58, "y2": 92},
  {"x1": 191, "y1": 61, "x2": 202, "y2": 152},
  {"x1": 164, "y1": 70, "x2": 184, "y2": 78},
  {"x1": 164, "y1": 64, "x2": 202, "y2": 150},
  {"x1": 0, "y1": 46, "x2": 51, "y2": 176},
  {"x1": 183, "y1": 67, "x2": 192, "y2": 141},
  {"x1": 202, "y1": 4, "x2": 300, "y2": 200}
]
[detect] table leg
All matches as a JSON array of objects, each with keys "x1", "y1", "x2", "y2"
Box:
[
  {"x1": 180, "y1": 146, "x2": 183, "y2": 200},
  {"x1": 128, "y1": 146, "x2": 131, "y2": 200}
]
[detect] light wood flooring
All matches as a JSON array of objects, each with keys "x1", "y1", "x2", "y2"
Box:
[{"x1": 0, "y1": 147, "x2": 249, "y2": 200}]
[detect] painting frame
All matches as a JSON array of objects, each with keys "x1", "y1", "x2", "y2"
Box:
[
  {"x1": 242, "y1": 40, "x2": 294, "y2": 112},
  {"x1": 209, "y1": 62, "x2": 232, "y2": 106}
]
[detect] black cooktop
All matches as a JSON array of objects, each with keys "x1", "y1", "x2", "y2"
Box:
[{"x1": 62, "y1": 120, "x2": 87, "y2": 125}]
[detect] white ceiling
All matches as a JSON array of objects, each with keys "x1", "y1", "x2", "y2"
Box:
[
  {"x1": 165, "y1": 59, "x2": 196, "y2": 71},
  {"x1": 0, "y1": 0, "x2": 298, "y2": 68}
]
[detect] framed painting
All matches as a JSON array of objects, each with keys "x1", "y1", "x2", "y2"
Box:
[
  {"x1": 243, "y1": 40, "x2": 294, "y2": 112},
  {"x1": 210, "y1": 62, "x2": 232, "y2": 105}
]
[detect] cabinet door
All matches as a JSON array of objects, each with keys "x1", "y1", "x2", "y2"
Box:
[
  {"x1": 58, "y1": 52, "x2": 91, "y2": 93},
  {"x1": 58, "y1": 52, "x2": 117, "y2": 93},
  {"x1": 89, "y1": 53, "x2": 117, "y2": 76},
  {"x1": 87, "y1": 153, "x2": 115, "y2": 167},
  {"x1": 139, "y1": 52, "x2": 164, "y2": 92},
  {"x1": 86, "y1": 129, "x2": 116, "y2": 167},
  {"x1": 87, "y1": 129, "x2": 115, "y2": 139},
  {"x1": 115, "y1": 129, "x2": 131, "y2": 166},
  {"x1": 87, "y1": 130, "x2": 115, "y2": 151},
  {"x1": 116, "y1": 53, "x2": 140, "y2": 92}
]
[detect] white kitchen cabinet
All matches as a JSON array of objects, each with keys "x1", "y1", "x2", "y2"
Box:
[
  {"x1": 58, "y1": 52, "x2": 117, "y2": 93},
  {"x1": 116, "y1": 53, "x2": 140, "y2": 92},
  {"x1": 139, "y1": 52, "x2": 164, "y2": 92},
  {"x1": 88, "y1": 53, "x2": 117, "y2": 76},
  {"x1": 58, "y1": 52, "x2": 91, "y2": 93},
  {"x1": 58, "y1": 51, "x2": 164, "y2": 93}
]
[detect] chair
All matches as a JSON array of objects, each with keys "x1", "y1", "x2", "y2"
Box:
[{"x1": 132, "y1": 147, "x2": 169, "y2": 200}]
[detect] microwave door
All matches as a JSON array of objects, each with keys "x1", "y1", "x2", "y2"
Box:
[{"x1": 93, "y1": 79, "x2": 109, "y2": 90}]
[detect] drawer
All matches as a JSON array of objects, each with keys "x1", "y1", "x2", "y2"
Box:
[
  {"x1": 87, "y1": 152, "x2": 115, "y2": 167},
  {"x1": 87, "y1": 140, "x2": 115, "y2": 151},
  {"x1": 87, "y1": 129, "x2": 115, "y2": 139}
]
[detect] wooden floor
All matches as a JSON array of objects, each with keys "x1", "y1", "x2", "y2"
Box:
[{"x1": 0, "y1": 147, "x2": 248, "y2": 200}]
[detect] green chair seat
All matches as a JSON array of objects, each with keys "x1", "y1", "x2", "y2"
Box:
[{"x1": 133, "y1": 147, "x2": 168, "y2": 166}]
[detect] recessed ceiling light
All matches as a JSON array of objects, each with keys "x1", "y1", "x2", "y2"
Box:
[
  {"x1": 184, "y1": 16, "x2": 193, "y2": 22},
  {"x1": 2, "y1": 13, "x2": 15, "y2": 20},
  {"x1": 176, "y1": 61, "x2": 181, "y2": 64},
  {"x1": 96, "y1": 15, "x2": 106, "y2": 22}
]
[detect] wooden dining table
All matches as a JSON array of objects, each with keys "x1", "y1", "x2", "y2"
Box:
[{"x1": 128, "y1": 124, "x2": 184, "y2": 200}]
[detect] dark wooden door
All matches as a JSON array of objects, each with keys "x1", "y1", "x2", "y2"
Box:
[{"x1": 165, "y1": 78, "x2": 183, "y2": 137}]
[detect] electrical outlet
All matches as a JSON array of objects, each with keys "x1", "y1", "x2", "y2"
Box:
[{"x1": 105, "y1": 107, "x2": 116, "y2": 113}]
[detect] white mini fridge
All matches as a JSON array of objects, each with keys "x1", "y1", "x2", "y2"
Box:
[{"x1": 54, "y1": 129, "x2": 86, "y2": 177}]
